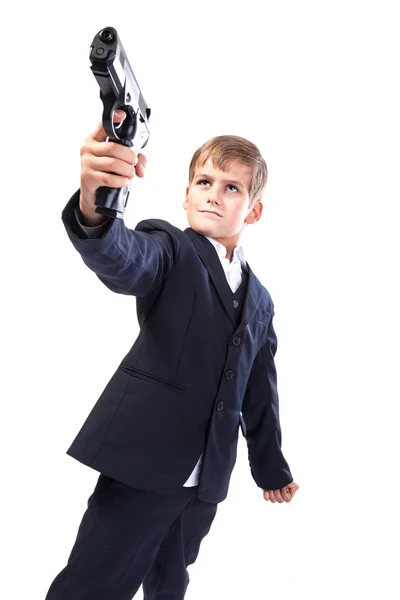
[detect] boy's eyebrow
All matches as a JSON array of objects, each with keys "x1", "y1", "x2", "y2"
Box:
[{"x1": 194, "y1": 173, "x2": 245, "y2": 187}]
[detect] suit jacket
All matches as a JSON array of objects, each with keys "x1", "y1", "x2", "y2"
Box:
[{"x1": 61, "y1": 190, "x2": 293, "y2": 504}]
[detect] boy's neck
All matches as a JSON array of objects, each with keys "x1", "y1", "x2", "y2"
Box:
[{"x1": 206, "y1": 235, "x2": 242, "y2": 262}]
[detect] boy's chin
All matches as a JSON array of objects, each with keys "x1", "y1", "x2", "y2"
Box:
[{"x1": 186, "y1": 215, "x2": 219, "y2": 235}]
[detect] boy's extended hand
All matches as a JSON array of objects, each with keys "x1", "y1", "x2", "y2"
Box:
[
  {"x1": 79, "y1": 109, "x2": 147, "y2": 225},
  {"x1": 263, "y1": 481, "x2": 299, "y2": 503}
]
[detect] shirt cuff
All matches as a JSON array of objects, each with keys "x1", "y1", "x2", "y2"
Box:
[{"x1": 74, "y1": 207, "x2": 111, "y2": 239}]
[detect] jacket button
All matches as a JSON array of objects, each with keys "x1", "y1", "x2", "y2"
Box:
[
  {"x1": 233, "y1": 300, "x2": 239, "y2": 308},
  {"x1": 225, "y1": 370, "x2": 234, "y2": 379},
  {"x1": 217, "y1": 401, "x2": 224, "y2": 411},
  {"x1": 232, "y1": 337, "x2": 241, "y2": 346}
]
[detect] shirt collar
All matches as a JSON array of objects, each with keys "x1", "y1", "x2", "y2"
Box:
[{"x1": 205, "y1": 236, "x2": 246, "y2": 268}]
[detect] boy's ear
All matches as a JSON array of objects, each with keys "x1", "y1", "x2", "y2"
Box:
[
  {"x1": 245, "y1": 201, "x2": 263, "y2": 224},
  {"x1": 183, "y1": 186, "x2": 189, "y2": 209}
]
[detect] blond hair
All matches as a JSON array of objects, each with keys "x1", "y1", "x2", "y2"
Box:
[{"x1": 188, "y1": 135, "x2": 268, "y2": 208}]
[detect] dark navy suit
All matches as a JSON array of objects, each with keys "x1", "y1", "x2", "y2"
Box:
[{"x1": 45, "y1": 190, "x2": 293, "y2": 599}]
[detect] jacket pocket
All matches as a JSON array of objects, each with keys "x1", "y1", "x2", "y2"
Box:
[{"x1": 119, "y1": 364, "x2": 186, "y2": 393}]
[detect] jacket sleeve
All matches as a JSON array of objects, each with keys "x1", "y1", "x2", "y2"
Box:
[
  {"x1": 61, "y1": 189, "x2": 181, "y2": 297},
  {"x1": 74, "y1": 206, "x2": 112, "y2": 238},
  {"x1": 241, "y1": 314, "x2": 293, "y2": 491}
]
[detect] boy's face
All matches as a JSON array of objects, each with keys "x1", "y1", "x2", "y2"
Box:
[{"x1": 183, "y1": 158, "x2": 263, "y2": 248}]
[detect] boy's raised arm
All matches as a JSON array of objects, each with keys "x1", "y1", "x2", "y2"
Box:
[{"x1": 61, "y1": 112, "x2": 180, "y2": 297}]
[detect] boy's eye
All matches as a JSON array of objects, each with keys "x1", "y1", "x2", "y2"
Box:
[
  {"x1": 195, "y1": 179, "x2": 239, "y2": 193},
  {"x1": 196, "y1": 179, "x2": 239, "y2": 192}
]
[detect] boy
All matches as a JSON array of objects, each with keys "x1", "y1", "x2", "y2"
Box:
[{"x1": 45, "y1": 109, "x2": 299, "y2": 600}]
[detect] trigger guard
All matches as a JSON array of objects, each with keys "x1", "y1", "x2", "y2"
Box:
[
  {"x1": 101, "y1": 93, "x2": 137, "y2": 145},
  {"x1": 112, "y1": 104, "x2": 137, "y2": 142}
]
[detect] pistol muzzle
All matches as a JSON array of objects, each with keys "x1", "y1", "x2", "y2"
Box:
[{"x1": 99, "y1": 28, "x2": 115, "y2": 44}]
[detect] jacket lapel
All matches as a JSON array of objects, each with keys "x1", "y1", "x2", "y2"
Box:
[{"x1": 184, "y1": 228, "x2": 263, "y2": 329}]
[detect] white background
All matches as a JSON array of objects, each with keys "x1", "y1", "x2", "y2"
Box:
[{"x1": 1, "y1": 1, "x2": 399, "y2": 598}]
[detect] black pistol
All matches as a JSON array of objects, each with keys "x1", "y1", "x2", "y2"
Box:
[{"x1": 89, "y1": 26, "x2": 151, "y2": 219}]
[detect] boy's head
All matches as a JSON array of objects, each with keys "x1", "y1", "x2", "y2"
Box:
[{"x1": 183, "y1": 135, "x2": 267, "y2": 252}]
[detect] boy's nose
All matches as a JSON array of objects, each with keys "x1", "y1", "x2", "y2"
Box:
[{"x1": 207, "y1": 186, "x2": 221, "y2": 203}]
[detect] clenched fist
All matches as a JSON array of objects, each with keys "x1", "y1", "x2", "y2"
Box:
[
  {"x1": 263, "y1": 481, "x2": 300, "y2": 503},
  {"x1": 79, "y1": 109, "x2": 147, "y2": 225}
]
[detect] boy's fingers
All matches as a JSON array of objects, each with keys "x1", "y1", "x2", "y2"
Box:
[
  {"x1": 92, "y1": 109, "x2": 127, "y2": 143},
  {"x1": 135, "y1": 164, "x2": 145, "y2": 178},
  {"x1": 137, "y1": 153, "x2": 147, "y2": 168},
  {"x1": 114, "y1": 109, "x2": 126, "y2": 120},
  {"x1": 135, "y1": 153, "x2": 147, "y2": 177}
]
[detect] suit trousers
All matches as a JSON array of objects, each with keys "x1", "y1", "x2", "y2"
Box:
[{"x1": 45, "y1": 474, "x2": 218, "y2": 600}]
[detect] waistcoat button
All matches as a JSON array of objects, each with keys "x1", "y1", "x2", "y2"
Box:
[
  {"x1": 233, "y1": 300, "x2": 239, "y2": 308},
  {"x1": 232, "y1": 337, "x2": 241, "y2": 346},
  {"x1": 216, "y1": 401, "x2": 225, "y2": 411}
]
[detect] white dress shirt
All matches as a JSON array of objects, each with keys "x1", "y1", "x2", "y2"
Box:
[{"x1": 182, "y1": 236, "x2": 246, "y2": 486}]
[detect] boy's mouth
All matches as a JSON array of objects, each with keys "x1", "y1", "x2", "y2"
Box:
[{"x1": 200, "y1": 210, "x2": 222, "y2": 217}]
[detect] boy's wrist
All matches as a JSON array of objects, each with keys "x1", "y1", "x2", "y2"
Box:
[{"x1": 79, "y1": 196, "x2": 109, "y2": 227}]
